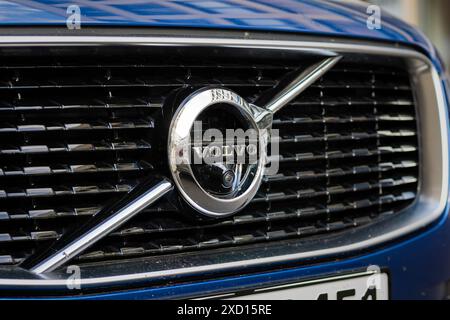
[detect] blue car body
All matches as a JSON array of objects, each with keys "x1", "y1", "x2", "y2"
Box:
[
  {"x1": 1, "y1": 0, "x2": 449, "y2": 300},
  {"x1": 0, "y1": 0, "x2": 441, "y2": 62}
]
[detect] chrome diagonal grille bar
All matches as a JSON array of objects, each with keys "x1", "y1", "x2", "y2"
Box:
[
  {"x1": 22, "y1": 179, "x2": 173, "y2": 274},
  {"x1": 264, "y1": 56, "x2": 342, "y2": 114}
]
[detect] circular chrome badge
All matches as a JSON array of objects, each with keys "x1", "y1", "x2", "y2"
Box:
[{"x1": 168, "y1": 88, "x2": 272, "y2": 217}]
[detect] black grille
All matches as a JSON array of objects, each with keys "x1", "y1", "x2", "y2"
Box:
[{"x1": 0, "y1": 48, "x2": 419, "y2": 266}]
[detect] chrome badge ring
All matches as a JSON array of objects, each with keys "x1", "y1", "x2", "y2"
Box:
[{"x1": 168, "y1": 88, "x2": 272, "y2": 217}]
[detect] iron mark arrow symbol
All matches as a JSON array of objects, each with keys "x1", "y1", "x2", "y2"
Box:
[
  {"x1": 264, "y1": 56, "x2": 342, "y2": 113},
  {"x1": 22, "y1": 55, "x2": 341, "y2": 274}
]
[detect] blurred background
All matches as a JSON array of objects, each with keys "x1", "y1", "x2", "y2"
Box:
[{"x1": 363, "y1": 0, "x2": 450, "y2": 70}]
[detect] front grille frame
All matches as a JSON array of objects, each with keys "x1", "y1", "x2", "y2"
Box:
[{"x1": 0, "y1": 33, "x2": 447, "y2": 293}]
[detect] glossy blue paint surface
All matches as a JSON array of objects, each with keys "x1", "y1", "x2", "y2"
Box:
[
  {"x1": 1, "y1": 0, "x2": 449, "y2": 299},
  {"x1": 0, "y1": 0, "x2": 441, "y2": 68}
]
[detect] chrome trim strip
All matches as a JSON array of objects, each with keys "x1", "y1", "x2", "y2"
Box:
[
  {"x1": 264, "y1": 56, "x2": 342, "y2": 114},
  {"x1": 27, "y1": 179, "x2": 173, "y2": 274},
  {"x1": 0, "y1": 35, "x2": 435, "y2": 61},
  {"x1": 0, "y1": 36, "x2": 447, "y2": 291}
]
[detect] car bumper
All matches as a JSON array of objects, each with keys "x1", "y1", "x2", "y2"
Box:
[{"x1": 37, "y1": 201, "x2": 444, "y2": 300}]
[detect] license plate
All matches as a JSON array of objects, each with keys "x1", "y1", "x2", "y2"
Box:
[{"x1": 224, "y1": 272, "x2": 389, "y2": 300}]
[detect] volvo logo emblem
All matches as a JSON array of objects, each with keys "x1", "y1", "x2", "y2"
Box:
[
  {"x1": 168, "y1": 57, "x2": 341, "y2": 217},
  {"x1": 168, "y1": 88, "x2": 272, "y2": 217}
]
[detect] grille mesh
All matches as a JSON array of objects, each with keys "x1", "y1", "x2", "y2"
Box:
[{"x1": 0, "y1": 50, "x2": 418, "y2": 266}]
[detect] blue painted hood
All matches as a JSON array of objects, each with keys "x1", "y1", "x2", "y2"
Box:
[{"x1": 0, "y1": 0, "x2": 439, "y2": 62}]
